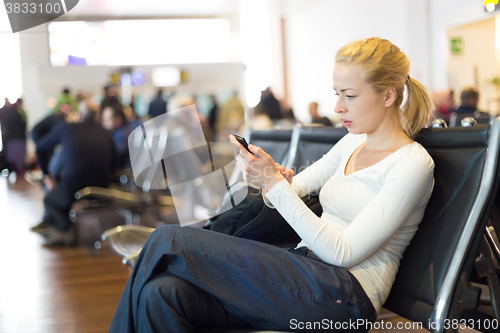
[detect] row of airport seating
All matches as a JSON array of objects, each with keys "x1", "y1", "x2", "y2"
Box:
[{"x1": 76, "y1": 118, "x2": 500, "y2": 332}]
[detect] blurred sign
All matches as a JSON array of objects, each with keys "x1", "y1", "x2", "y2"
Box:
[
  {"x1": 110, "y1": 72, "x2": 120, "y2": 84},
  {"x1": 450, "y1": 37, "x2": 463, "y2": 55},
  {"x1": 180, "y1": 70, "x2": 189, "y2": 83},
  {"x1": 130, "y1": 69, "x2": 146, "y2": 86}
]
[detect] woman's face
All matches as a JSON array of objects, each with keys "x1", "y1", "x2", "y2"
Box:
[{"x1": 333, "y1": 63, "x2": 392, "y2": 135}]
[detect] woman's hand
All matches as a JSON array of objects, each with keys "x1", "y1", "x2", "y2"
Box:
[
  {"x1": 230, "y1": 135, "x2": 286, "y2": 191},
  {"x1": 262, "y1": 163, "x2": 294, "y2": 200}
]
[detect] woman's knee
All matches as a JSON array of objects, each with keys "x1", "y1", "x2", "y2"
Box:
[{"x1": 139, "y1": 272, "x2": 198, "y2": 311}]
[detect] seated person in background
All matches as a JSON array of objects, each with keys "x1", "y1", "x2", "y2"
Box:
[
  {"x1": 31, "y1": 102, "x2": 72, "y2": 144},
  {"x1": 31, "y1": 106, "x2": 115, "y2": 245},
  {"x1": 309, "y1": 101, "x2": 332, "y2": 126},
  {"x1": 453, "y1": 86, "x2": 486, "y2": 114},
  {"x1": 123, "y1": 104, "x2": 142, "y2": 131},
  {"x1": 101, "y1": 103, "x2": 135, "y2": 169},
  {"x1": 110, "y1": 37, "x2": 435, "y2": 332},
  {"x1": 431, "y1": 88, "x2": 455, "y2": 121}
]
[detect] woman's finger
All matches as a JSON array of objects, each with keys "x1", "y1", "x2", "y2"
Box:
[
  {"x1": 230, "y1": 135, "x2": 256, "y2": 160},
  {"x1": 248, "y1": 144, "x2": 273, "y2": 163}
]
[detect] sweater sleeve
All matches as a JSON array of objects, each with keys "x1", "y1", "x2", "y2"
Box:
[{"x1": 265, "y1": 150, "x2": 434, "y2": 268}]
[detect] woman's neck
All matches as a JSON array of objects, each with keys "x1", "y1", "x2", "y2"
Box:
[{"x1": 364, "y1": 115, "x2": 412, "y2": 152}]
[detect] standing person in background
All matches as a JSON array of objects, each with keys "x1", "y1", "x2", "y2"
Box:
[
  {"x1": 32, "y1": 106, "x2": 114, "y2": 245},
  {"x1": 53, "y1": 88, "x2": 78, "y2": 114},
  {"x1": 309, "y1": 102, "x2": 332, "y2": 126},
  {"x1": 255, "y1": 87, "x2": 282, "y2": 121},
  {"x1": 148, "y1": 89, "x2": 168, "y2": 119},
  {"x1": 0, "y1": 98, "x2": 27, "y2": 174},
  {"x1": 214, "y1": 91, "x2": 245, "y2": 139},
  {"x1": 207, "y1": 94, "x2": 219, "y2": 134},
  {"x1": 100, "y1": 84, "x2": 121, "y2": 112}
]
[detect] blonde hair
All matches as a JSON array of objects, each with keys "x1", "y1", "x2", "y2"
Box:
[{"x1": 335, "y1": 37, "x2": 434, "y2": 138}]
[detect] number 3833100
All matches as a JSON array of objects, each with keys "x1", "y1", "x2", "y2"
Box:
[{"x1": 5, "y1": 2, "x2": 64, "y2": 14}]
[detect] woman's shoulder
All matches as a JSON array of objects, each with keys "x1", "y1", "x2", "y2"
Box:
[{"x1": 394, "y1": 142, "x2": 435, "y2": 174}]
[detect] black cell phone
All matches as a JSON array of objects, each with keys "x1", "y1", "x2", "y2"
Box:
[{"x1": 232, "y1": 133, "x2": 254, "y2": 155}]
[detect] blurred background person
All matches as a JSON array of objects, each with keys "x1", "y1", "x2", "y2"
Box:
[
  {"x1": 32, "y1": 105, "x2": 115, "y2": 245},
  {"x1": 431, "y1": 88, "x2": 455, "y2": 121},
  {"x1": 454, "y1": 86, "x2": 486, "y2": 114},
  {"x1": 247, "y1": 106, "x2": 273, "y2": 130},
  {"x1": 308, "y1": 102, "x2": 332, "y2": 126},
  {"x1": 0, "y1": 97, "x2": 27, "y2": 174},
  {"x1": 101, "y1": 102, "x2": 135, "y2": 169},
  {"x1": 214, "y1": 91, "x2": 245, "y2": 140},
  {"x1": 53, "y1": 88, "x2": 78, "y2": 114},
  {"x1": 148, "y1": 88, "x2": 169, "y2": 119},
  {"x1": 100, "y1": 84, "x2": 121, "y2": 112},
  {"x1": 254, "y1": 87, "x2": 281, "y2": 121},
  {"x1": 207, "y1": 94, "x2": 219, "y2": 135}
]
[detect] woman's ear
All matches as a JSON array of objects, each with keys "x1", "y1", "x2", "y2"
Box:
[{"x1": 384, "y1": 87, "x2": 397, "y2": 108}]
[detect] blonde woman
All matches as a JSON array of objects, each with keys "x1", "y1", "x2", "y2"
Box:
[{"x1": 111, "y1": 37, "x2": 435, "y2": 333}]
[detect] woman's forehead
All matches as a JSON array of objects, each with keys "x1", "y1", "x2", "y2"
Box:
[{"x1": 333, "y1": 63, "x2": 367, "y2": 89}]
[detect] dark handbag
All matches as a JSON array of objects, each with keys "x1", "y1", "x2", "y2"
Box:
[{"x1": 204, "y1": 184, "x2": 322, "y2": 247}]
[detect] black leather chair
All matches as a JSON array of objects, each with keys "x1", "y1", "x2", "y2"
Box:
[
  {"x1": 283, "y1": 123, "x2": 348, "y2": 173},
  {"x1": 383, "y1": 119, "x2": 500, "y2": 332},
  {"x1": 448, "y1": 111, "x2": 493, "y2": 127},
  {"x1": 248, "y1": 128, "x2": 294, "y2": 165}
]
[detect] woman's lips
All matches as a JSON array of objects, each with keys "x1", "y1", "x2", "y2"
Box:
[{"x1": 342, "y1": 120, "x2": 352, "y2": 127}]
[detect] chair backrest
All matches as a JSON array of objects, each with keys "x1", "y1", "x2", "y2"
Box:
[
  {"x1": 383, "y1": 119, "x2": 500, "y2": 332},
  {"x1": 449, "y1": 112, "x2": 493, "y2": 127},
  {"x1": 248, "y1": 128, "x2": 293, "y2": 165},
  {"x1": 284, "y1": 124, "x2": 348, "y2": 173}
]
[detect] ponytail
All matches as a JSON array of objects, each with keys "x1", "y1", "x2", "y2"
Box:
[{"x1": 401, "y1": 77, "x2": 434, "y2": 138}]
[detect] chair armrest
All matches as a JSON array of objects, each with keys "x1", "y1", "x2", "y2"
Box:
[{"x1": 75, "y1": 187, "x2": 147, "y2": 209}]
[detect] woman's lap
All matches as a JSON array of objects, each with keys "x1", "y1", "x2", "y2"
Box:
[{"x1": 110, "y1": 225, "x2": 375, "y2": 332}]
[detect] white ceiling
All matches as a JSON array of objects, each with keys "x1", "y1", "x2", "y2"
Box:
[{"x1": 66, "y1": 0, "x2": 318, "y2": 18}]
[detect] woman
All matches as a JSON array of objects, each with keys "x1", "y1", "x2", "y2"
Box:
[{"x1": 110, "y1": 37, "x2": 435, "y2": 332}]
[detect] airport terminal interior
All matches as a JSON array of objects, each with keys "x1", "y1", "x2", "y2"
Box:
[{"x1": 2, "y1": 0, "x2": 500, "y2": 332}]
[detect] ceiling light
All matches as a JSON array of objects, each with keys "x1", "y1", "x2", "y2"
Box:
[{"x1": 485, "y1": 0, "x2": 499, "y2": 12}]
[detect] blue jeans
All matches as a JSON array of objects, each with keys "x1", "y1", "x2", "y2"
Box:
[{"x1": 110, "y1": 225, "x2": 376, "y2": 332}]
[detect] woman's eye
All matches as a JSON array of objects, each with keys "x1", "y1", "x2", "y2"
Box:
[
  {"x1": 334, "y1": 93, "x2": 339, "y2": 97},
  {"x1": 346, "y1": 95, "x2": 356, "y2": 99}
]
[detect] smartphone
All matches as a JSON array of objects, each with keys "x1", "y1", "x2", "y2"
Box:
[{"x1": 232, "y1": 133, "x2": 254, "y2": 155}]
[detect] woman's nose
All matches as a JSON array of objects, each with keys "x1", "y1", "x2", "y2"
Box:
[{"x1": 334, "y1": 98, "x2": 345, "y2": 114}]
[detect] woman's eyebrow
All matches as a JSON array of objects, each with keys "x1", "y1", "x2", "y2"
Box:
[{"x1": 333, "y1": 88, "x2": 356, "y2": 92}]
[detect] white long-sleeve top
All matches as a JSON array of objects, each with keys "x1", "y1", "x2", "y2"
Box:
[{"x1": 265, "y1": 133, "x2": 434, "y2": 313}]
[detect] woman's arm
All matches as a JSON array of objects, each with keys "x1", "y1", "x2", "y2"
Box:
[
  {"x1": 230, "y1": 133, "x2": 351, "y2": 194},
  {"x1": 265, "y1": 152, "x2": 434, "y2": 267}
]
